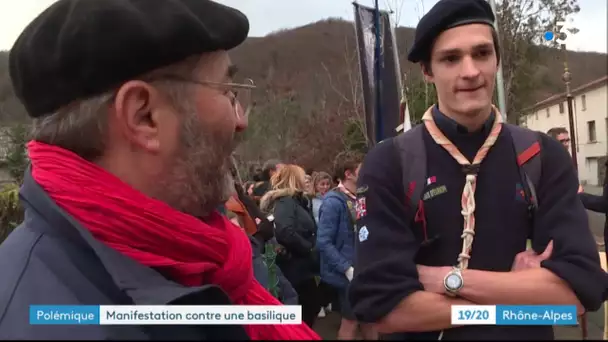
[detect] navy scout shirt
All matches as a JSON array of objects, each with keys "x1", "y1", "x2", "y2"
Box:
[{"x1": 349, "y1": 106, "x2": 608, "y2": 340}]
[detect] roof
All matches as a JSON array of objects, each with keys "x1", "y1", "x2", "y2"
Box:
[{"x1": 523, "y1": 75, "x2": 608, "y2": 114}]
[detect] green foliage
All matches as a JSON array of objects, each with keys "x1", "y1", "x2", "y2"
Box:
[
  {"x1": 405, "y1": 81, "x2": 438, "y2": 125},
  {"x1": 263, "y1": 242, "x2": 280, "y2": 298},
  {"x1": 3, "y1": 124, "x2": 29, "y2": 184},
  {"x1": 343, "y1": 118, "x2": 367, "y2": 153},
  {"x1": 0, "y1": 182, "x2": 22, "y2": 243}
]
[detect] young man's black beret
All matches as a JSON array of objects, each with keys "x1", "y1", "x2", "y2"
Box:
[{"x1": 407, "y1": 0, "x2": 495, "y2": 63}]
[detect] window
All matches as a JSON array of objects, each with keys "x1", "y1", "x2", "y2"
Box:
[
  {"x1": 588, "y1": 120, "x2": 596, "y2": 142},
  {"x1": 546, "y1": 108, "x2": 550, "y2": 117},
  {"x1": 581, "y1": 95, "x2": 587, "y2": 111},
  {"x1": 559, "y1": 102, "x2": 564, "y2": 114}
]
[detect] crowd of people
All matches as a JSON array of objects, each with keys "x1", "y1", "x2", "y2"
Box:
[{"x1": 221, "y1": 153, "x2": 376, "y2": 339}]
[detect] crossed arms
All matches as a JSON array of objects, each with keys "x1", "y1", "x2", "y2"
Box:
[{"x1": 349, "y1": 137, "x2": 607, "y2": 334}]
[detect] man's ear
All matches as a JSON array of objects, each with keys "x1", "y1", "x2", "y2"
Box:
[
  {"x1": 421, "y1": 64, "x2": 433, "y2": 82},
  {"x1": 112, "y1": 80, "x2": 165, "y2": 153}
]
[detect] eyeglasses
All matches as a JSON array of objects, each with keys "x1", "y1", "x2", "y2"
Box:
[{"x1": 148, "y1": 75, "x2": 256, "y2": 119}]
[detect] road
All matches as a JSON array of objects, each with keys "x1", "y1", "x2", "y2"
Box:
[{"x1": 314, "y1": 188, "x2": 607, "y2": 339}]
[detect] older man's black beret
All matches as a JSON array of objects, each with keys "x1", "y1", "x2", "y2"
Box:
[
  {"x1": 407, "y1": 0, "x2": 495, "y2": 63},
  {"x1": 9, "y1": 0, "x2": 249, "y2": 118}
]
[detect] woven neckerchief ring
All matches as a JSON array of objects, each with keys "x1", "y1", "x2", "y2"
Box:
[{"x1": 422, "y1": 105, "x2": 503, "y2": 340}]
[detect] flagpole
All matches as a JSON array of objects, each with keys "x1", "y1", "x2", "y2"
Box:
[
  {"x1": 374, "y1": 0, "x2": 383, "y2": 143},
  {"x1": 487, "y1": 0, "x2": 507, "y2": 121}
]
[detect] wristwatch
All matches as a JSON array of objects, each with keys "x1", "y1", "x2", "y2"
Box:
[{"x1": 443, "y1": 267, "x2": 464, "y2": 296}]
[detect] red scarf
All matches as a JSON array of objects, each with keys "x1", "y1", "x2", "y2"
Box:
[{"x1": 27, "y1": 141, "x2": 319, "y2": 341}]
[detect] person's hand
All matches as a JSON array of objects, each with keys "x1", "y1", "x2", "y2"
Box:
[
  {"x1": 578, "y1": 185, "x2": 583, "y2": 193},
  {"x1": 345, "y1": 267, "x2": 354, "y2": 282},
  {"x1": 511, "y1": 240, "x2": 553, "y2": 271},
  {"x1": 416, "y1": 265, "x2": 451, "y2": 294}
]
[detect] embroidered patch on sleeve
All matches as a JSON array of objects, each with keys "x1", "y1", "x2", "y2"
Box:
[
  {"x1": 358, "y1": 225, "x2": 369, "y2": 242},
  {"x1": 356, "y1": 185, "x2": 369, "y2": 195}
]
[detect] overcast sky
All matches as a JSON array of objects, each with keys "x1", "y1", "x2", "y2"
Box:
[{"x1": 0, "y1": 0, "x2": 606, "y2": 53}]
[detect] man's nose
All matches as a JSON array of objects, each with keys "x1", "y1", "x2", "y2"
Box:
[
  {"x1": 460, "y1": 56, "x2": 481, "y2": 79},
  {"x1": 235, "y1": 115, "x2": 248, "y2": 132},
  {"x1": 234, "y1": 105, "x2": 248, "y2": 132}
]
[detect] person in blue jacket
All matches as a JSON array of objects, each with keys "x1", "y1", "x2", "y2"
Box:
[{"x1": 317, "y1": 151, "x2": 376, "y2": 340}]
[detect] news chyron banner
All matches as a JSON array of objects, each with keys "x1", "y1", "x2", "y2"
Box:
[
  {"x1": 353, "y1": 3, "x2": 404, "y2": 146},
  {"x1": 451, "y1": 305, "x2": 578, "y2": 326},
  {"x1": 30, "y1": 305, "x2": 301, "y2": 325}
]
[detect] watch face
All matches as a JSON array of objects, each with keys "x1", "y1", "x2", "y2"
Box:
[{"x1": 445, "y1": 273, "x2": 463, "y2": 290}]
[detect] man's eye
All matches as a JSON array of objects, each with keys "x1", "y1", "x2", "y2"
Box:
[
  {"x1": 443, "y1": 55, "x2": 459, "y2": 63},
  {"x1": 475, "y1": 50, "x2": 492, "y2": 58}
]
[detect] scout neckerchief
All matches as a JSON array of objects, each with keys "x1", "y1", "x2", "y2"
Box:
[
  {"x1": 337, "y1": 182, "x2": 356, "y2": 201},
  {"x1": 337, "y1": 182, "x2": 358, "y2": 225},
  {"x1": 422, "y1": 105, "x2": 503, "y2": 270}
]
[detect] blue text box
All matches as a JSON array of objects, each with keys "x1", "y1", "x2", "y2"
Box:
[
  {"x1": 496, "y1": 305, "x2": 577, "y2": 325},
  {"x1": 30, "y1": 305, "x2": 100, "y2": 325}
]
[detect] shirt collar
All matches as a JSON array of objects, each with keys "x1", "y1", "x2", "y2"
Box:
[{"x1": 432, "y1": 105, "x2": 495, "y2": 137}]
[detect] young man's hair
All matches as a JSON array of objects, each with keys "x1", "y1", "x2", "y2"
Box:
[
  {"x1": 421, "y1": 28, "x2": 501, "y2": 76},
  {"x1": 547, "y1": 127, "x2": 568, "y2": 139},
  {"x1": 333, "y1": 151, "x2": 364, "y2": 182},
  {"x1": 261, "y1": 159, "x2": 282, "y2": 181},
  {"x1": 249, "y1": 164, "x2": 263, "y2": 182}
]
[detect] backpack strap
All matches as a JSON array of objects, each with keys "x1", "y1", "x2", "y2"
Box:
[
  {"x1": 506, "y1": 124, "x2": 542, "y2": 216},
  {"x1": 393, "y1": 125, "x2": 428, "y2": 225}
]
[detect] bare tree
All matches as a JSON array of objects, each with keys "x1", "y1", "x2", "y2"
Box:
[
  {"x1": 321, "y1": 32, "x2": 368, "y2": 147},
  {"x1": 383, "y1": 0, "x2": 406, "y2": 27},
  {"x1": 495, "y1": 0, "x2": 580, "y2": 121}
]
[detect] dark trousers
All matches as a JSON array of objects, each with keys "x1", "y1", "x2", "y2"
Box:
[
  {"x1": 318, "y1": 281, "x2": 338, "y2": 308},
  {"x1": 293, "y1": 278, "x2": 321, "y2": 328}
]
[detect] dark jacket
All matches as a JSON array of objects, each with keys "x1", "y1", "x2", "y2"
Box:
[
  {"x1": 317, "y1": 190, "x2": 356, "y2": 289},
  {"x1": 0, "y1": 170, "x2": 249, "y2": 340},
  {"x1": 261, "y1": 191, "x2": 319, "y2": 286},
  {"x1": 579, "y1": 160, "x2": 608, "y2": 264}
]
